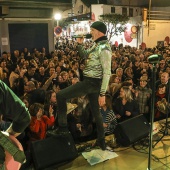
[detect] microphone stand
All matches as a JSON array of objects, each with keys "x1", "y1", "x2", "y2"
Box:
[
  {"x1": 147, "y1": 62, "x2": 157, "y2": 170},
  {"x1": 152, "y1": 81, "x2": 170, "y2": 148}
]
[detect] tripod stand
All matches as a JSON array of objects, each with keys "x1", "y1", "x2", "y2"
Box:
[{"x1": 152, "y1": 85, "x2": 170, "y2": 148}]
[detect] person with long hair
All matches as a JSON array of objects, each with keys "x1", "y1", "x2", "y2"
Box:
[
  {"x1": 44, "y1": 90, "x2": 58, "y2": 129},
  {"x1": 113, "y1": 86, "x2": 139, "y2": 122}
]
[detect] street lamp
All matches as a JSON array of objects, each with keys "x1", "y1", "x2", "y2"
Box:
[{"x1": 54, "y1": 13, "x2": 61, "y2": 26}]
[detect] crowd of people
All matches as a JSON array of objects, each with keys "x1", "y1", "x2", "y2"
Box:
[{"x1": 0, "y1": 30, "x2": 170, "y2": 168}]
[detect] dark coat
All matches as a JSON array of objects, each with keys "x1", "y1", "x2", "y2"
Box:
[{"x1": 113, "y1": 97, "x2": 139, "y2": 122}]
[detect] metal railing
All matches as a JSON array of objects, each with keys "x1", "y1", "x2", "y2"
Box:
[{"x1": 148, "y1": 10, "x2": 170, "y2": 20}]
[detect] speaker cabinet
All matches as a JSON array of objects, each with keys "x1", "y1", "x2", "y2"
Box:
[
  {"x1": 31, "y1": 132, "x2": 78, "y2": 170},
  {"x1": 114, "y1": 114, "x2": 150, "y2": 146}
]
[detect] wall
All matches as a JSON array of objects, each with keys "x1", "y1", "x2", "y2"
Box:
[
  {"x1": 107, "y1": 0, "x2": 148, "y2": 6},
  {"x1": 91, "y1": 4, "x2": 104, "y2": 21},
  {"x1": 63, "y1": 2, "x2": 170, "y2": 48},
  {"x1": 143, "y1": 20, "x2": 170, "y2": 48},
  {"x1": 91, "y1": 4, "x2": 142, "y2": 20},
  {"x1": 0, "y1": 5, "x2": 63, "y2": 54},
  {"x1": 73, "y1": 0, "x2": 90, "y2": 16},
  {"x1": 0, "y1": 19, "x2": 54, "y2": 53}
]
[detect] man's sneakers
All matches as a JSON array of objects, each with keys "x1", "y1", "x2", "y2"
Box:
[{"x1": 92, "y1": 138, "x2": 106, "y2": 150}]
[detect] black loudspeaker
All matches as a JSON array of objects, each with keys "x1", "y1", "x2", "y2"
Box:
[
  {"x1": 114, "y1": 114, "x2": 150, "y2": 146},
  {"x1": 31, "y1": 132, "x2": 78, "y2": 170}
]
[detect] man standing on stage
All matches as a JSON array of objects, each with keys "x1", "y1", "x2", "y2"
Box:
[{"x1": 52, "y1": 21, "x2": 112, "y2": 150}]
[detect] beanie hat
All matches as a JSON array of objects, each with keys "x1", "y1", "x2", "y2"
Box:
[{"x1": 90, "y1": 21, "x2": 107, "y2": 34}]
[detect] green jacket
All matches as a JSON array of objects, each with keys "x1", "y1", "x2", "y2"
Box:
[
  {"x1": 0, "y1": 80, "x2": 31, "y2": 133},
  {"x1": 78, "y1": 36, "x2": 112, "y2": 95}
]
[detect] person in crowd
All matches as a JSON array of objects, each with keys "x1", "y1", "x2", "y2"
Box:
[
  {"x1": 0, "y1": 80, "x2": 31, "y2": 168},
  {"x1": 71, "y1": 60, "x2": 83, "y2": 81},
  {"x1": 71, "y1": 77, "x2": 79, "y2": 85},
  {"x1": 66, "y1": 103, "x2": 81, "y2": 143},
  {"x1": 0, "y1": 59, "x2": 10, "y2": 86},
  {"x1": 68, "y1": 95, "x2": 95, "y2": 143},
  {"x1": 20, "y1": 95, "x2": 30, "y2": 109},
  {"x1": 24, "y1": 81, "x2": 46, "y2": 105},
  {"x1": 155, "y1": 71, "x2": 170, "y2": 100},
  {"x1": 100, "y1": 94, "x2": 117, "y2": 135},
  {"x1": 111, "y1": 60, "x2": 119, "y2": 74},
  {"x1": 122, "y1": 67, "x2": 134, "y2": 82},
  {"x1": 20, "y1": 102, "x2": 54, "y2": 169},
  {"x1": 18, "y1": 95, "x2": 31, "y2": 151},
  {"x1": 108, "y1": 74, "x2": 121, "y2": 96},
  {"x1": 132, "y1": 60, "x2": 142, "y2": 85},
  {"x1": 28, "y1": 103, "x2": 54, "y2": 141},
  {"x1": 42, "y1": 57, "x2": 49, "y2": 71},
  {"x1": 156, "y1": 59, "x2": 166, "y2": 80},
  {"x1": 125, "y1": 77, "x2": 136, "y2": 89},
  {"x1": 49, "y1": 21, "x2": 112, "y2": 151},
  {"x1": 40, "y1": 67, "x2": 58, "y2": 91},
  {"x1": 24, "y1": 64, "x2": 38, "y2": 81},
  {"x1": 112, "y1": 80, "x2": 134, "y2": 103},
  {"x1": 11, "y1": 50, "x2": 20, "y2": 64},
  {"x1": 58, "y1": 71, "x2": 70, "y2": 89},
  {"x1": 135, "y1": 76, "x2": 152, "y2": 121},
  {"x1": 44, "y1": 90, "x2": 58, "y2": 130},
  {"x1": 58, "y1": 58, "x2": 67, "y2": 72},
  {"x1": 1, "y1": 51, "x2": 13, "y2": 73},
  {"x1": 44, "y1": 61, "x2": 55, "y2": 76},
  {"x1": 165, "y1": 66, "x2": 170, "y2": 75},
  {"x1": 116, "y1": 67, "x2": 124, "y2": 83},
  {"x1": 154, "y1": 84, "x2": 167, "y2": 121},
  {"x1": 36, "y1": 65, "x2": 46, "y2": 86},
  {"x1": 113, "y1": 86, "x2": 139, "y2": 122},
  {"x1": 0, "y1": 58, "x2": 9, "y2": 77},
  {"x1": 9, "y1": 63, "x2": 25, "y2": 89},
  {"x1": 50, "y1": 53, "x2": 58, "y2": 66}
]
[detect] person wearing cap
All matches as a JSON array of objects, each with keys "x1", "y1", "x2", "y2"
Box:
[{"x1": 49, "y1": 21, "x2": 112, "y2": 150}]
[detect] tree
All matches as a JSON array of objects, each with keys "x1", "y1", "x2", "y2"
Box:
[{"x1": 99, "y1": 13, "x2": 129, "y2": 41}]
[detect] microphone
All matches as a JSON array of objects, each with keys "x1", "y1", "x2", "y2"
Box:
[
  {"x1": 72, "y1": 34, "x2": 92, "y2": 39},
  {"x1": 148, "y1": 54, "x2": 160, "y2": 64}
]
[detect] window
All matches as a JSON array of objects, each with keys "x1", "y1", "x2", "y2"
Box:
[
  {"x1": 111, "y1": 7, "x2": 115, "y2": 13},
  {"x1": 78, "y1": 5, "x2": 83, "y2": 14},
  {"x1": 122, "y1": 7, "x2": 127, "y2": 16},
  {"x1": 129, "y1": 8, "x2": 133, "y2": 17}
]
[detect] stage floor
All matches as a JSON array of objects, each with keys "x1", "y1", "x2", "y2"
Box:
[{"x1": 56, "y1": 119, "x2": 170, "y2": 170}]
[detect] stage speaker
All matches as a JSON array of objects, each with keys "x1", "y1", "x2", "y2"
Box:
[
  {"x1": 114, "y1": 114, "x2": 150, "y2": 147},
  {"x1": 30, "y1": 132, "x2": 78, "y2": 170}
]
